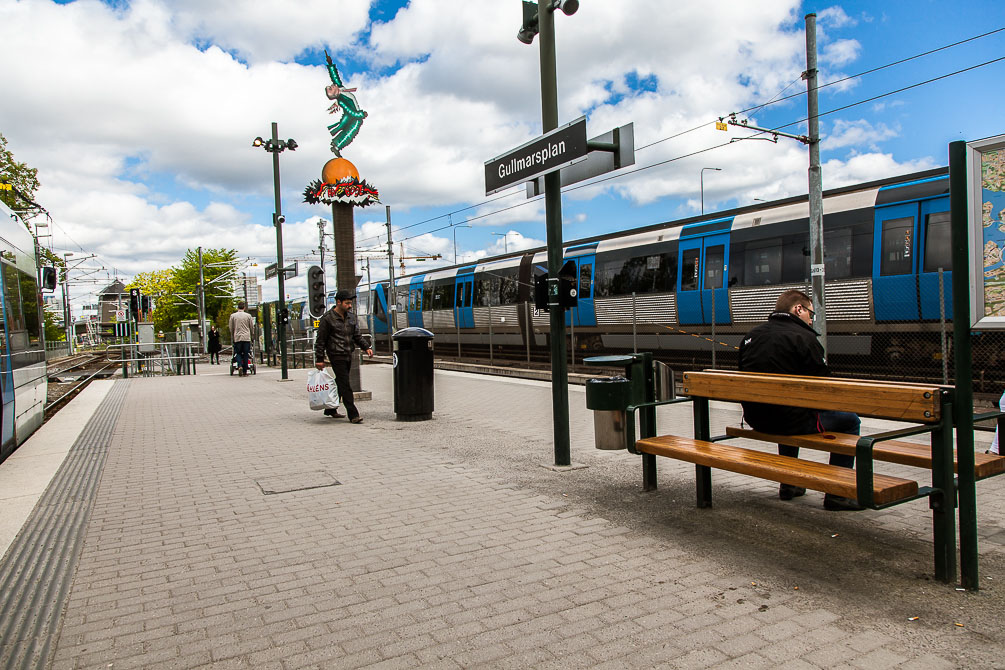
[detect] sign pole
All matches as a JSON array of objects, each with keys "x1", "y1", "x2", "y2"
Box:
[
  {"x1": 538, "y1": 3, "x2": 571, "y2": 466},
  {"x1": 950, "y1": 139, "x2": 978, "y2": 589}
]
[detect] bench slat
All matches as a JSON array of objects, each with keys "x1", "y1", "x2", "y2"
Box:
[
  {"x1": 682, "y1": 371, "x2": 942, "y2": 422},
  {"x1": 636, "y1": 435, "x2": 919, "y2": 505},
  {"x1": 725, "y1": 427, "x2": 1005, "y2": 480}
]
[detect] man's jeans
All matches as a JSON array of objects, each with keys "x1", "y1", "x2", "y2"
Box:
[
  {"x1": 779, "y1": 410, "x2": 860, "y2": 468},
  {"x1": 233, "y1": 341, "x2": 251, "y2": 372}
]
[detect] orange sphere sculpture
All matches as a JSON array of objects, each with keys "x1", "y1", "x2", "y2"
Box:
[{"x1": 321, "y1": 157, "x2": 359, "y2": 184}]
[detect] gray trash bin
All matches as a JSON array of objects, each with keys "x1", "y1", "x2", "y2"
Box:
[{"x1": 392, "y1": 327, "x2": 434, "y2": 421}]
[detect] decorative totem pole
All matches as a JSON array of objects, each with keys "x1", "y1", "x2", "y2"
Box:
[{"x1": 303, "y1": 50, "x2": 380, "y2": 388}]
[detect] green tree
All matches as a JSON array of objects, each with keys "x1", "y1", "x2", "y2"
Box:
[
  {"x1": 44, "y1": 307, "x2": 64, "y2": 342},
  {"x1": 0, "y1": 132, "x2": 40, "y2": 210},
  {"x1": 173, "y1": 248, "x2": 239, "y2": 324}
]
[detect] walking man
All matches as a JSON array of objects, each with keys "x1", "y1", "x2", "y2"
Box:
[
  {"x1": 228, "y1": 301, "x2": 255, "y2": 377},
  {"x1": 314, "y1": 289, "x2": 373, "y2": 423},
  {"x1": 738, "y1": 289, "x2": 864, "y2": 511}
]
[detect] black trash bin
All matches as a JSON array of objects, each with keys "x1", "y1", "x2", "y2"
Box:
[{"x1": 392, "y1": 327, "x2": 434, "y2": 421}]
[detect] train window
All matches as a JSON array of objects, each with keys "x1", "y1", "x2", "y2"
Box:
[
  {"x1": 680, "y1": 248, "x2": 700, "y2": 291},
  {"x1": 2, "y1": 263, "x2": 24, "y2": 335},
  {"x1": 499, "y1": 275, "x2": 519, "y2": 305},
  {"x1": 824, "y1": 228, "x2": 853, "y2": 279},
  {"x1": 923, "y1": 212, "x2": 953, "y2": 273},
  {"x1": 579, "y1": 263, "x2": 592, "y2": 298},
  {"x1": 744, "y1": 240, "x2": 782, "y2": 285},
  {"x1": 705, "y1": 245, "x2": 725, "y2": 289},
  {"x1": 456, "y1": 283, "x2": 465, "y2": 308},
  {"x1": 881, "y1": 217, "x2": 914, "y2": 275},
  {"x1": 474, "y1": 276, "x2": 496, "y2": 306},
  {"x1": 781, "y1": 235, "x2": 809, "y2": 284},
  {"x1": 19, "y1": 271, "x2": 40, "y2": 345}
]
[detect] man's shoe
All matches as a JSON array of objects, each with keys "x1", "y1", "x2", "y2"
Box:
[
  {"x1": 823, "y1": 494, "x2": 865, "y2": 511},
  {"x1": 323, "y1": 408, "x2": 342, "y2": 418},
  {"x1": 779, "y1": 484, "x2": 806, "y2": 501},
  {"x1": 350, "y1": 416, "x2": 363, "y2": 424}
]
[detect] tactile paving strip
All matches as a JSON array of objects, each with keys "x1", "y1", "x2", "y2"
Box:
[{"x1": 0, "y1": 380, "x2": 128, "y2": 670}]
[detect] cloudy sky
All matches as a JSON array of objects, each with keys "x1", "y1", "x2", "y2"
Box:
[{"x1": 2, "y1": 0, "x2": 1004, "y2": 308}]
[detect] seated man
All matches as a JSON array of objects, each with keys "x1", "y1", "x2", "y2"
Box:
[{"x1": 738, "y1": 289, "x2": 863, "y2": 511}]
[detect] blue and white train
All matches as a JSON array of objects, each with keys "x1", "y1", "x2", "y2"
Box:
[
  {"x1": 356, "y1": 167, "x2": 975, "y2": 373},
  {"x1": 0, "y1": 199, "x2": 47, "y2": 462}
]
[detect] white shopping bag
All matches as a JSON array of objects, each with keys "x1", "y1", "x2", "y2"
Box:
[{"x1": 307, "y1": 368, "x2": 340, "y2": 411}]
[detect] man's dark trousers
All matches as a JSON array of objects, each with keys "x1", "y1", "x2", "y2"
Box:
[
  {"x1": 233, "y1": 341, "x2": 251, "y2": 372},
  {"x1": 330, "y1": 358, "x2": 359, "y2": 420},
  {"x1": 779, "y1": 410, "x2": 860, "y2": 468}
]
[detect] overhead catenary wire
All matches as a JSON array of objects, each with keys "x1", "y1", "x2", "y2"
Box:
[
  {"x1": 357, "y1": 26, "x2": 1005, "y2": 250},
  {"x1": 387, "y1": 53, "x2": 1004, "y2": 248}
]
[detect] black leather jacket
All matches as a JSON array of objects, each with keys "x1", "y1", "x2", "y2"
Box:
[
  {"x1": 314, "y1": 308, "x2": 368, "y2": 363},
  {"x1": 737, "y1": 311, "x2": 829, "y2": 434}
]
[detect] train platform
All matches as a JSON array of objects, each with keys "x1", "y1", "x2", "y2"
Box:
[{"x1": 1, "y1": 363, "x2": 1004, "y2": 669}]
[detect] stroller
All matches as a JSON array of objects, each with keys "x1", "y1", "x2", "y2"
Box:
[{"x1": 230, "y1": 345, "x2": 257, "y2": 376}]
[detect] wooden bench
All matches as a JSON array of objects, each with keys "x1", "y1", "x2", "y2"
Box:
[
  {"x1": 624, "y1": 370, "x2": 962, "y2": 582},
  {"x1": 724, "y1": 426, "x2": 1005, "y2": 480}
]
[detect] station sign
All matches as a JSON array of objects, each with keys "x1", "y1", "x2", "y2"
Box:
[
  {"x1": 484, "y1": 116, "x2": 588, "y2": 195},
  {"x1": 525, "y1": 123, "x2": 635, "y2": 197},
  {"x1": 264, "y1": 263, "x2": 297, "y2": 280}
]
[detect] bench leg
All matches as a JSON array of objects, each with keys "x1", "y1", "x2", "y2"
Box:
[
  {"x1": 642, "y1": 453, "x2": 657, "y2": 491},
  {"x1": 696, "y1": 465, "x2": 712, "y2": 508},
  {"x1": 931, "y1": 417, "x2": 957, "y2": 584}
]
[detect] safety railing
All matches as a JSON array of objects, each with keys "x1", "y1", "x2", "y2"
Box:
[{"x1": 106, "y1": 341, "x2": 201, "y2": 377}]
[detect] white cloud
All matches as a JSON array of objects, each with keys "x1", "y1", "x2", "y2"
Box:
[{"x1": 0, "y1": 0, "x2": 944, "y2": 304}]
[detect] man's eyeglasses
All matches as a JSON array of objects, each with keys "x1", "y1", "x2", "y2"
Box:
[{"x1": 801, "y1": 305, "x2": 816, "y2": 320}]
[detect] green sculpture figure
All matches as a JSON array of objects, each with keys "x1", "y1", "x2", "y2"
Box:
[{"x1": 324, "y1": 50, "x2": 367, "y2": 157}]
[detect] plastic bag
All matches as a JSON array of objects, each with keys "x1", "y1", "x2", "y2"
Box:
[{"x1": 307, "y1": 368, "x2": 340, "y2": 411}]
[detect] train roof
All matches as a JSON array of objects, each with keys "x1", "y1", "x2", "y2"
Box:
[{"x1": 392, "y1": 166, "x2": 949, "y2": 282}]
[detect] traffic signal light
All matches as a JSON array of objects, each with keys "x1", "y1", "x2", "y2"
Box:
[
  {"x1": 141, "y1": 295, "x2": 151, "y2": 314},
  {"x1": 534, "y1": 273, "x2": 549, "y2": 312},
  {"x1": 129, "y1": 288, "x2": 141, "y2": 318},
  {"x1": 307, "y1": 265, "x2": 326, "y2": 317},
  {"x1": 279, "y1": 308, "x2": 290, "y2": 325}
]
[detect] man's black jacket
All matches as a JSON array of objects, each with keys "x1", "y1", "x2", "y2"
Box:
[
  {"x1": 737, "y1": 311, "x2": 829, "y2": 435},
  {"x1": 314, "y1": 308, "x2": 368, "y2": 364}
]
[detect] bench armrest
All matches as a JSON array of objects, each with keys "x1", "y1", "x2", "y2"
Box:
[
  {"x1": 624, "y1": 398, "x2": 693, "y2": 455},
  {"x1": 973, "y1": 409, "x2": 1005, "y2": 434},
  {"x1": 856, "y1": 423, "x2": 937, "y2": 508}
]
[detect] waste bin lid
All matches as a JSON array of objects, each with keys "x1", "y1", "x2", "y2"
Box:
[
  {"x1": 583, "y1": 354, "x2": 639, "y2": 367},
  {"x1": 392, "y1": 327, "x2": 434, "y2": 340}
]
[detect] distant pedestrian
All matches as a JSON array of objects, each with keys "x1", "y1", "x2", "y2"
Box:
[
  {"x1": 207, "y1": 326, "x2": 222, "y2": 364},
  {"x1": 228, "y1": 301, "x2": 255, "y2": 377},
  {"x1": 314, "y1": 289, "x2": 373, "y2": 423}
]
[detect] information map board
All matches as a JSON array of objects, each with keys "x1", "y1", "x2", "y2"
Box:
[{"x1": 968, "y1": 133, "x2": 1005, "y2": 329}]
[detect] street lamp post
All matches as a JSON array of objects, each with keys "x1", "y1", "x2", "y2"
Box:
[
  {"x1": 253, "y1": 122, "x2": 298, "y2": 380},
  {"x1": 519, "y1": 0, "x2": 578, "y2": 467},
  {"x1": 700, "y1": 167, "x2": 722, "y2": 215},
  {"x1": 491, "y1": 232, "x2": 509, "y2": 254},
  {"x1": 452, "y1": 224, "x2": 471, "y2": 264}
]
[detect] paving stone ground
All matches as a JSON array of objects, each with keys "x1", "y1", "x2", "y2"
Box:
[{"x1": 23, "y1": 363, "x2": 1005, "y2": 668}]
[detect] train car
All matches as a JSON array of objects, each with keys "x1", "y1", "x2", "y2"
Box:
[
  {"x1": 0, "y1": 199, "x2": 47, "y2": 463},
  {"x1": 368, "y1": 167, "x2": 971, "y2": 378}
]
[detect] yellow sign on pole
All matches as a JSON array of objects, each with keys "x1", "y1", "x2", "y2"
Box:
[
  {"x1": 313, "y1": 319, "x2": 320, "y2": 328},
  {"x1": 715, "y1": 121, "x2": 728, "y2": 131},
  {"x1": 0, "y1": 183, "x2": 12, "y2": 191}
]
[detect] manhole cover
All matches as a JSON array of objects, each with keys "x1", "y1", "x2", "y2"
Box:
[{"x1": 255, "y1": 470, "x2": 341, "y2": 495}]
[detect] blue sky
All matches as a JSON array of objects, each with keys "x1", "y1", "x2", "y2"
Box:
[{"x1": 2, "y1": 0, "x2": 1005, "y2": 306}]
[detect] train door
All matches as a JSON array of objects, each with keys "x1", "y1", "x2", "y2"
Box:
[
  {"x1": 407, "y1": 275, "x2": 425, "y2": 327},
  {"x1": 918, "y1": 199, "x2": 953, "y2": 321},
  {"x1": 371, "y1": 283, "x2": 389, "y2": 335},
  {"x1": 873, "y1": 203, "x2": 919, "y2": 321},
  {"x1": 454, "y1": 268, "x2": 475, "y2": 329},
  {"x1": 676, "y1": 226, "x2": 731, "y2": 326},
  {"x1": 563, "y1": 246, "x2": 597, "y2": 327},
  {"x1": 0, "y1": 274, "x2": 13, "y2": 456}
]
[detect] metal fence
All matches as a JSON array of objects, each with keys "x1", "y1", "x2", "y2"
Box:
[{"x1": 105, "y1": 342, "x2": 201, "y2": 377}]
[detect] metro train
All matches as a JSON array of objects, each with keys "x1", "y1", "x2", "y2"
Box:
[
  {"x1": 0, "y1": 199, "x2": 47, "y2": 463},
  {"x1": 275, "y1": 166, "x2": 998, "y2": 379}
]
